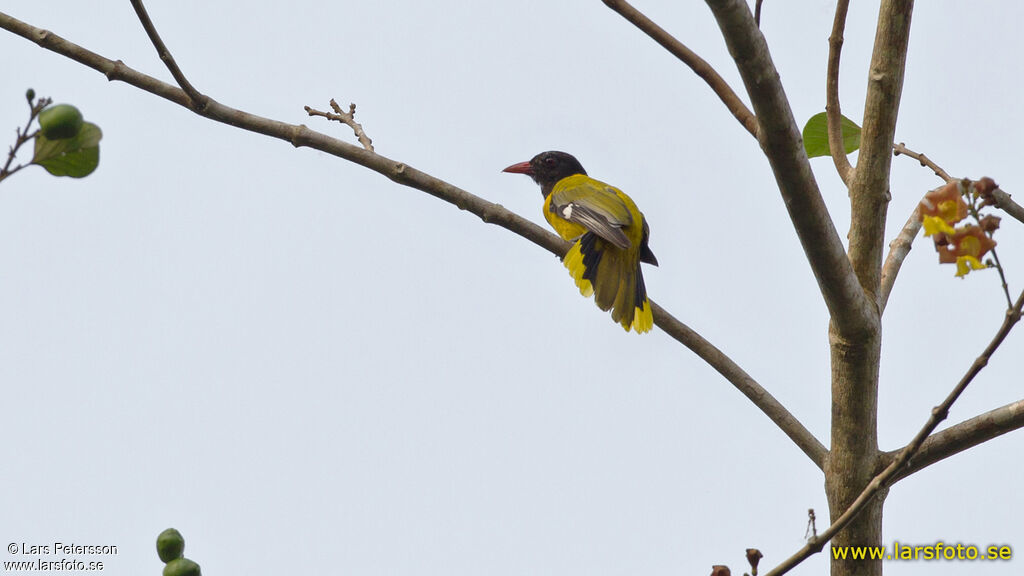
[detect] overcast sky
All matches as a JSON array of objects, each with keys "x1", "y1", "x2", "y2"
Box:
[{"x1": 2, "y1": 2, "x2": 1022, "y2": 575}]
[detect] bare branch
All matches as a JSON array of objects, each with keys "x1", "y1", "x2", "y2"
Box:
[
  {"x1": 754, "y1": 0, "x2": 764, "y2": 27},
  {"x1": 826, "y1": 0, "x2": 854, "y2": 185},
  {"x1": 305, "y1": 99, "x2": 375, "y2": 152},
  {"x1": 651, "y1": 301, "x2": 828, "y2": 469},
  {"x1": 846, "y1": 0, "x2": 914, "y2": 300},
  {"x1": 878, "y1": 205, "x2": 920, "y2": 312},
  {"x1": 0, "y1": 9, "x2": 829, "y2": 470},
  {"x1": 992, "y1": 186, "x2": 1024, "y2": 226},
  {"x1": 0, "y1": 95, "x2": 48, "y2": 183},
  {"x1": 764, "y1": 286, "x2": 1024, "y2": 576},
  {"x1": 0, "y1": 11, "x2": 561, "y2": 260},
  {"x1": 887, "y1": 398, "x2": 1024, "y2": 482},
  {"x1": 893, "y1": 141, "x2": 953, "y2": 182},
  {"x1": 883, "y1": 287, "x2": 1024, "y2": 474},
  {"x1": 129, "y1": 0, "x2": 207, "y2": 109},
  {"x1": 705, "y1": 0, "x2": 876, "y2": 339},
  {"x1": 601, "y1": 0, "x2": 759, "y2": 138}
]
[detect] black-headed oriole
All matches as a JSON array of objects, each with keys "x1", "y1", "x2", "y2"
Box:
[{"x1": 503, "y1": 151, "x2": 657, "y2": 333}]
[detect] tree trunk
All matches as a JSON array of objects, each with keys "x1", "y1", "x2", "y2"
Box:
[{"x1": 826, "y1": 321, "x2": 885, "y2": 576}]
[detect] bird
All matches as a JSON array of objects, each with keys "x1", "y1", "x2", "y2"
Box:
[{"x1": 503, "y1": 151, "x2": 658, "y2": 333}]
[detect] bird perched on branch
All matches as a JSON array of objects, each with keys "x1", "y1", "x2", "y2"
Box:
[{"x1": 503, "y1": 151, "x2": 658, "y2": 333}]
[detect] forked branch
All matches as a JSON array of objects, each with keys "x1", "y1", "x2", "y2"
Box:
[
  {"x1": 764, "y1": 287, "x2": 1024, "y2": 576},
  {"x1": 705, "y1": 0, "x2": 876, "y2": 339},
  {"x1": 887, "y1": 397, "x2": 1024, "y2": 481},
  {"x1": 305, "y1": 99, "x2": 375, "y2": 152},
  {"x1": 845, "y1": 0, "x2": 913, "y2": 301},
  {"x1": 129, "y1": 0, "x2": 206, "y2": 108},
  {"x1": 885, "y1": 143, "x2": 1024, "y2": 310}
]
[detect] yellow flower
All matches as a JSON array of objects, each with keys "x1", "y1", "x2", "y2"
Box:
[
  {"x1": 936, "y1": 225, "x2": 997, "y2": 277},
  {"x1": 918, "y1": 181, "x2": 968, "y2": 235},
  {"x1": 954, "y1": 255, "x2": 986, "y2": 277},
  {"x1": 922, "y1": 214, "x2": 956, "y2": 236}
]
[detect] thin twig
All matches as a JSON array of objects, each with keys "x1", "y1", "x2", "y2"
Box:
[
  {"x1": 601, "y1": 0, "x2": 759, "y2": 138},
  {"x1": 964, "y1": 183, "x2": 1013, "y2": 308},
  {"x1": 826, "y1": 0, "x2": 854, "y2": 185},
  {"x1": 129, "y1": 0, "x2": 207, "y2": 109},
  {"x1": 305, "y1": 99, "x2": 374, "y2": 152},
  {"x1": 883, "y1": 286, "x2": 1023, "y2": 469},
  {"x1": 0, "y1": 95, "x2": 50, "y2": 183},
  {"x1": 988, "y1": 248, "x2": 1013, "y2": 309},
  {"x1": 892, "y1": 142, "x2": 953, "y2": 182},
  {"x1": 0, "y1": 9, "x2": 830, "y2": 471},
  {"x1": 754, "y1": 0, "x2": 764, "y2": 26},
  {"x1": 886, "y1": 397, "x2": 1024, "y2": 482},
  {"x1": 803, "y1": 509, "x2": 817, "y2": 539},
  {"x1": 764, "y1": 287, "x2": 1024, "y2": 576},
  {"x1": 895, "y1": 140, "x2": 1024, "y2": 246}
]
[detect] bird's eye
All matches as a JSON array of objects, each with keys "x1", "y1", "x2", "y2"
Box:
[{"x1": 544, "y1": 157, "x2": 556, "y2": 166}]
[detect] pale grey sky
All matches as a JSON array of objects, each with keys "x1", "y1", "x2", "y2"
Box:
[{"x1": 2, "y1": 2, "x2": 1022, "y2": 575}]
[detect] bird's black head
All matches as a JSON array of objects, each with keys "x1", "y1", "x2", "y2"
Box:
[{"x1": 503, "y1": 151, "x2": 587, "y2": 196}]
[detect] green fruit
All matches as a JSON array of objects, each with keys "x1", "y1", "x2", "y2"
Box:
[
  {"x1": 156, "y1": 528, "x2": 185, "y2": 563},
  {"x1": 26, "y1": 88, "x2": 35, "y2": 103},
  {"x1": 38, "y1": 104, "x2": 84, "y2": 140},
  {"x1": 163, "y1": 558, "x2": 201, "y2": 576}
]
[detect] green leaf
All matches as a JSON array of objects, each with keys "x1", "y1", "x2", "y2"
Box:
[
  {"x1": 802, "y1": 112, "x2": 861, "y2": 158},
  {"x1": 32, "y1": 121, "x2": 102, "y2": 178}
]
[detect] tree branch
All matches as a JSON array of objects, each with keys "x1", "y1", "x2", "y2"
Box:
[
  {"x1": 886, "y1": 398, "x2": 1024, "y2": 482},
  {"x1": 704, "y1": 0, "x2": 876, "y2": 339},
  {"x1": 894, "y1": 140, "x2": 1024, "y2": 229},
  {"x1": 651, "y1": 301, "x2": 827, "y2": 469},
  {"x1": 128, "y1": 0, "x2": 207, "y2": 108},
  {"x1": 846, "y1": 0, "x2": 914, "y2": 304},
  {"x1": 305, "y1": 99, "x2": 375, "y2": 152},
  {"x1": 878, "y1": 205, "x2": 920, "y2": 312},
  {"x1": 0, "y1": 94, "x2": 47, "y2": 183},
  {"x1": 892, "y1": 141, "x2": 953, "y2": 182},
  {"x1": 601, "y1": 0, "x2": 759, "y2": 138},
  {"x1": 764, "y1": 286, "x2": 1024, "y2": 576},
  {"x1": 826, "y1": 0, "x2": 854, "y2": 185},
  {"x1": 0, "y1": 11, "x2": 562, "y2": 271},
  {"x1": 0, "y1": 9, "x2": 828, "y2": 470},
  {"x1": 882, "y1": 139, "x2": 955, "y2": 314},
  {"x1": 992, "y1": 186, "x2": 1024, "y2": 226},
  {"x1": 882, "y1": 286, "x2": 1024, "y2": 479},
  {"x1": 886, "y1": 142, "x2": 1024, "y2": 310}
]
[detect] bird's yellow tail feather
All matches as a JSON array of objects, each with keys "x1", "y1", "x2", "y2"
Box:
[{"x1": 563, "y1": 233, "x2": 653, "y2": 334}]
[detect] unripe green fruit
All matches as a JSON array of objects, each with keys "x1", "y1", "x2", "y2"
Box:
[
  {"x1": 26, "y1": 88, "x2": 35, "y2": 102},
  {"x1": 156, "y1": 528, "x2": 185, "y2": 563},
  {"x1": 163, "y1": 558, "x2": 201, "y2": 576},
  {"x1": 38, "y1": 104, "x2": 84, "y2": 140}
]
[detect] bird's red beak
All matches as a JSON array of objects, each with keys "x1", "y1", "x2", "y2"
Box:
[{"x1": 502, "y1": 161, "x2": 533, "y2": 175}]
